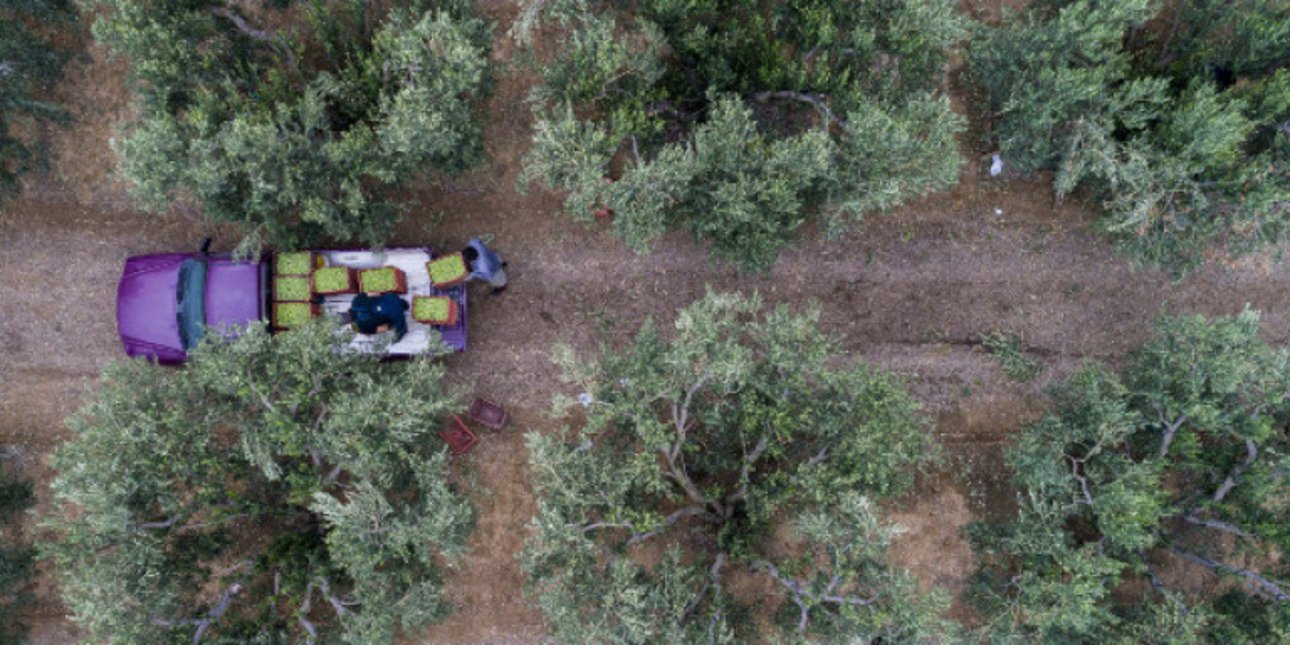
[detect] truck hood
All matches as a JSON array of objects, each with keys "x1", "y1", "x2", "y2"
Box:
[{"x1": 117, "y1": 254, "x2": 186, "y2": 363}]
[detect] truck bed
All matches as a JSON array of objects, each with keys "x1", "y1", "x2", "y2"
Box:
[{"x1": 313, "y1": 248, "x2": 467, "y2": 355}]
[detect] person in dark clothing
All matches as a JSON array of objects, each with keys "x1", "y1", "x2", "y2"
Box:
[{"x1": 348, "y1": 292, "x2": 409, "y2": 340}]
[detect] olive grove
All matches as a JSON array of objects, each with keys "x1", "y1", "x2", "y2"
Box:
[
  {"x1": 524, "y1": 291, "x2": 951, "y2": 642},
  {"x1": 42, "y1": 322, "x2": 473, "y2": 643},
  {"x1": 516, "y1": 0, "x2": 965, "y2": 271}
]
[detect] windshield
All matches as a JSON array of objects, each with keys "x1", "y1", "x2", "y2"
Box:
[{"x1": 176, "y1": 258, "x2": 208, "y2": 351}]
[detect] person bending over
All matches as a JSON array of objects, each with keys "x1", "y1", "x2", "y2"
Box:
[
  {"x1": 462, "y1": 237, "x2": 507, "y2": 294},
  {"x1": 349, "y1": 292, "x2": 408, "y2": 340}
]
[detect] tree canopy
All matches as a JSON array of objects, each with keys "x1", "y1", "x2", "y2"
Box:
[
  {"x1": 516, "y1": 0, "x2": 965, "y2": 271},
  {"x1": 0, "y1": 0, "x2": 74, "y2": 204},
  {"x1": 969, "y1": 0, "x2": 1290, "y2": 274},
  {"x1": 972, "y1": 309, "x2": 1290, "y2": 642},
  {"x1": 524, "y1": 291, "x2": 949, "y2": 643},
  {"x1": 42, "y1": 322, "x2": 473, "y2": 643},
  {"x1": 90, "y1": 0, "x2": 489, "y2": 251},
  {"x1": 0, "y1": 463, "x2": 35, "y2": 643}
]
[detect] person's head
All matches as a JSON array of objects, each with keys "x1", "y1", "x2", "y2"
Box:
[{"x1": 462, "y1": 247, "x2": 479, "y2": 262}]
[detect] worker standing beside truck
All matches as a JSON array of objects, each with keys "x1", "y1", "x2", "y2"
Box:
[{"x1": 463, "y1": 237, "x2": 508, "y2": 295}]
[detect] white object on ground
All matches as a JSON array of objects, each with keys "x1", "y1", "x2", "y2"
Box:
[
  {"x1": 989, "y1": 153, "x2": 1004, "y2": 177},
  {"x1": 578, "y1": 392, "x2": 594, "y2": 407}
]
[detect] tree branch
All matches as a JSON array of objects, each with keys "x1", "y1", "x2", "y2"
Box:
[
  {"x1": 212, "y1": 7, "x2": 275, "y2": 42},
  {"x1": 805, "y1": 445, "x2": 830, "y2": 468},
  {"x1": 755, "y1": 560, "x2": 812, "y2": 633},
  {"x1": 681, "y1": 552, "x2": 727, "y2": 624},
  {"x1": 1212, "y1": 438, "x2": 1258, "y2": 503},
  {"x1": 670, "y1": 376, "x2": 710, "y2": 462},
  {"x1": 580, "y1": 520, "x2": 636, "y2": 533},
  {"x1": 212, "y1": 7, "x2": 299, "y2": 71},
  {"x1": 1068, "y1": 455, "x2": 1095, "y2": 507},
  {"x1": 1182, "y1": 512, "x2": 1258, "y2": 540},
  {"x1": 1137, "y1": 549, "x2": 1166, "y2": 596},
  {"x1": 189, "y1": 583, "x2": 242, "y2": 642},
  {"x1": 317, "y1": 576, "x2": 349, "y2": 617},
  {"x1": 726, "y1": 432, "x2": 770, "y2": 507},
  {"x1": 752, "y1": 560, "x2": 876, "y2": 633},
  {"x1": 297, "y1": 580, "x2": 317, "y2": 643},
  {"x1": 1158, "y1": 413, "x2": 1187, "y2": 458},
  {"x1": 138, "y1": 513, "x2": 185, "y2": 530},
  {"x1": 660, "y1": 448, "x2": 719, "y2": 514},
  {"x1": 752, "y1": 91, "x2": 846, "y2": 130},
  {"x1": 627, "y1": 505, "x2": 711, "y2": 545},
  {"x1": 1171, "y1": 547, "x2": 1290, "y2": 601}
]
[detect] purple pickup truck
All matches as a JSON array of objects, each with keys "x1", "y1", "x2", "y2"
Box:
[{"x1": 117, "y1": 244, "x2": 467, "y2": 363}]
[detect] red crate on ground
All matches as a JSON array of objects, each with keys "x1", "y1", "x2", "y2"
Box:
[
  {"x1": 468, "y1": 398, "x2": 507, "y2": 430},
  {"x1": 412, "y1": 296, "x2": 458, "y2": 326},
  {"x1": 358, "y1": 267, "x2": 407, "y2": 294},
  {"x1": 439, "y1": 415, "x2": 478, "y2": 455}
]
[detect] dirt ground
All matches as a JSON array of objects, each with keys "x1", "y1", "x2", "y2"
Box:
[{"x1": 5, "y1": 1, "x2": 1290, "y2": 642}]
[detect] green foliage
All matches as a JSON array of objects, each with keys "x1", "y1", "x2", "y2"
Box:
[
  {"x1": 0, "y1": 470, "x2": 35, "y2": 644},
  {"x1": 273, "y1": 301, "x2": 314, "y2": 328},
  {"x1": 524, "y1": 291, "x2": 949, "y2": 642},
  {"x1": 92, "y1": 0, "x2": 489, "y2": 250},
  {"x1": 972, "y1": 309, "x2": 1290, "y2": 642},
  {"x1": 42, "y1": 321, "x2": 472, "y2": 643},
  {"x1": 358, "y1": 266, "x2": 400, "y2": 292},
  {"x1": 969, "y1": 0, "x2": 1290, "y2": 274},
  {"x1": 0, "y1": 0, "x2": 74, "y2": 204},
  {"x1": 427, "y1": 254, "x2": 467, "y2": 284},
  {"x1": 518, "y1": 0, "x2": 965, "y2": 271},
  {"x1": 275, "y1": 251, "x2": 313, "y2": 275},
  {"x1": 274, "y1": 275, "x2": 311, "y2": 301},
  {"x1": 312, "y1": 266, "x2": 353, "y2": 293},
  {"x1": 982, "y1": 330, "x2": 1042, "y2": 382}
]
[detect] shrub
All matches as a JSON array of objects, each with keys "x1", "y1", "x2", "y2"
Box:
[
  {"x1": 968, "y1": 0, "x2": 1290, "y2": 274},
  {"x1": 42, "y1": 322, "x2": 471, "y2": 643},
  {"x1": 91, "y1": 0, "x2": 490, "y2": 251},
  {"x1": 517, "y1": 0, "x2": 965, "y2": 271}
]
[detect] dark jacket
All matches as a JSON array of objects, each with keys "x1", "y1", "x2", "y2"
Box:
[{"x1": 350, "y1": 293, "x2": 408, "y2": 339}]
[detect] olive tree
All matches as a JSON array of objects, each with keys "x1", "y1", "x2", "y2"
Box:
[
  {"x1": 969, "y1": 0, "x2": 1290, "y2": 273},
  {"x1": 972, "y1": 310, "x2": 1290, "y2": 642},
  {"x1": 91, "y1": 0, "x2": 488, "y2": 251},
  {"x1": 42, "y1": 321, "x2": 472, "y2": 643},
  {"x1": 0, "y1": 465, "x2": 34, "y2": 643},
  {"x1": 524, "y1": 291, "x2": 950, "y2": 643},
  {"x1": 0, "y1": 0, "x2": 74, "y2": 203},
  {"x1": 516, "y1": 0, "x2": 964, "y2": 271}
]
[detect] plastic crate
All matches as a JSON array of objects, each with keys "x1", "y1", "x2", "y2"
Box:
[
  {"x1": 358, "y1": 267, "x2": 407, "y2": 294},
  {"x1": 274, "y1": 275, "x2": 312, "y2": 302},
  {"x1": 427, "y1": 253, "x2": 469, "y2": 288},
  {"x1": 272, "y1": 301, "x2": 318, "y2": 330},
  {"x1": 275, "y1": 251, "x2": 314, "y2": 276},
  {"x1": 412, "y1": 296, "x2": 458, "y2": 326},
  {"x1": 312, "y1": 266, "x2": 357, "y2": 295},
  {"x1": 439, "y1": 415, "x2": 478, "y2": 455},
  {"x1": 468, "y1": 398, "x2": 507, "y2": 430}
]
